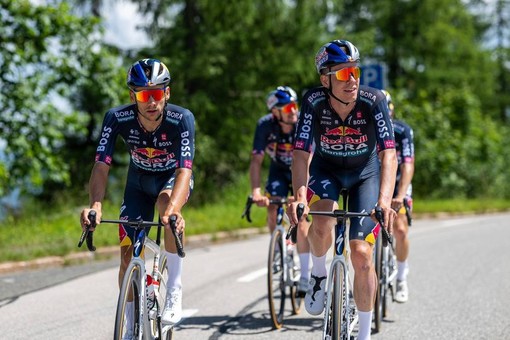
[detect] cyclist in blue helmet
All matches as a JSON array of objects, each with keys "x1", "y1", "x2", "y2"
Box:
[
  {"x1": 287, "y1": 40, "x2": 397, "y2": 340},
  {"x1": 250, "y1": 86, "x2": 311, "y2": 294},
  {"x1": 80, "y1": 58, "x2": 195, "y2": 330}
]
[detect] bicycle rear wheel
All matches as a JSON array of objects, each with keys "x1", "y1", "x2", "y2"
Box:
[
  {"x1": 114, "y1": 262, "x2": 143, "y2": 340},
  {"x1": 267, "y1": 229, "x2": 285, "y2": 329},
  {"x1": 373, "y1": 235, "x2": 384, "y2": 333}
]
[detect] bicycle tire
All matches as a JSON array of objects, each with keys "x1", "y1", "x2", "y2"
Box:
[
  {"x1": 373, "y1": 234, "x2": 384, "y2": 333},
  {"x1": 151, "y1": 255, "x2": 171, "y2": 339},
  {"x1": 267, "y1": 229, "x2": 285, "y2": 329},
  {"x1": 289, "y1": 249, "x2": 303, "y2": 315},
  {"x1": 114, "y1": 262, "x2": 143, "y2": 340},
  {"x1": 331, "y1": 262, "x2": 345, "y2": 340}
]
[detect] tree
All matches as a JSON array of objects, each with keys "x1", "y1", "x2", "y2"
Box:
[{"x1": 0, "y1": 0, "x2": 126, "y2": 198}]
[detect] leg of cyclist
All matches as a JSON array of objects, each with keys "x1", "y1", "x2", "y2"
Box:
[
  {"x1": 347, "y1": 163, "x2": 382, "y2": 340},
  {"x1": 392, "y1": 177, "x2": 413, "y2": 303},
  {"x1": 393, "y1": 192, "x2": 411, "y2": 303},
  {"x1": 304, "y1": 198, "x2": 337, "y2": 315},
  {"x1": 158, "y1": 170, "x2": 193, "y2": 326},
  {"x1": 296, "y1": 217, "x2": 311, "y2": 294}
]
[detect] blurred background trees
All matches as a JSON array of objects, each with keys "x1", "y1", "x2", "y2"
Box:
[{"x1": 1, "y1": 0, "x2": 509, "y2": 211}]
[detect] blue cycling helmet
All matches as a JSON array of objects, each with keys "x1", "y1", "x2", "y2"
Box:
[
  {"x1": 127, "y1": 58, "x2": 171, "y2": 88},
  {"x1": 315, "y1": 40, "x2": 360, "y2": 74},
  {"x1": 266, "y1": 86, "x2": 298, "y2": 110}
]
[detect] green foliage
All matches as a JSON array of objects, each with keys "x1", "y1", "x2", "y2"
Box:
[{"x1": 1, "y1": 0, "x2": 510, "y2": 210}]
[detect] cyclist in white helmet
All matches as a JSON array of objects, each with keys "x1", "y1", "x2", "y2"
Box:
[{"x1": 250, "y1": 86, "x2": 311, "y2": 294}]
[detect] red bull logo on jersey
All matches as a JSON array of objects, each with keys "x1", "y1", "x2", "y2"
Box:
[
  {"x1": 325, "y1": 126, "x2": 362, "y2": 136},
  {"x1": 321, "y1": 126, "x2": 367, "y2": 145},
  {"x1": 131, "y1": 147, "x2": 177, "y2": 171}
]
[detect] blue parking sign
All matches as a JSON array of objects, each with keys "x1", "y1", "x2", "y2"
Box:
[{"x1": 360, "y1": 64, "x2": 387, "y2": 89}]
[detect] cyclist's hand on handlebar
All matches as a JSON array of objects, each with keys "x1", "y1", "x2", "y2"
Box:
[
  {"x1": 286, "y1": 201, "x2": 309, "y2": 226},
  {"x1": 80, "y1": 208, "x2": 101, "y2": 232},
  {"x1": 252, "y1": 193, "x2": 269, "y2": 207},
  {"x1": 391, "y1": 197, "x2": 404, "y2": 212},
  {"x1": 371, "y1": 204, "x2": 396, "y2": 234},
  {"x1": 162, "y1": 212, "x2": 185, "y2": 234}
]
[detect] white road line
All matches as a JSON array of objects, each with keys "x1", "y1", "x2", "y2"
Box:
[
  {"x1": 182, "y1": 309, "x2": 199, "y2": 318},
  {"x1": 237, "y1": 268, "x2": 267, "y2": 283}
]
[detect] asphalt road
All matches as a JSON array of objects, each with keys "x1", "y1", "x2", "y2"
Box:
[{"x1": 1, "y1": 213, "x2": 509, "y2": 339}]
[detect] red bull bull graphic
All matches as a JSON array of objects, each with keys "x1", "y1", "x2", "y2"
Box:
[
  {"x1": 131, "y1": 147, "x2": 177, "y2": 171},
  {"x1": 321, "y1": 126, "x2": 368, "y2": 145}
]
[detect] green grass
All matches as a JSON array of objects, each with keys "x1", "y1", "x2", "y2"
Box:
[{"x1": 1, "y1": 174, "x2": 509, "y2": 263}]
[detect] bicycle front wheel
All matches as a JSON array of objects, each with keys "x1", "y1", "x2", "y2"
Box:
[
  {"x1": 373, "y1": 235, "x2": 384, "y2": 333},
  {"x1": 267, "y1": 229, "x2": 285, "y2": 329},
  {"x1": 331, "y1": 262, "x2": 346, "y2": 340},
  {"x1": 114, "y1": 262, "x2": 143, "y2": 340},
  {"x1": 289, "y1": 249, "x2": 303, "y2": 315}
]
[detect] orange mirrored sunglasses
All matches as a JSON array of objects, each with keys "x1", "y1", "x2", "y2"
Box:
[
  {"x1": 132, "y1": 88, "x2": 167, "y2": 102},
  {"x1": 278, "y1": 102, "x2": 298, "y2": 114},
  {"x1": 325, "y1": 66, "x2": 361, "y2": 81}
]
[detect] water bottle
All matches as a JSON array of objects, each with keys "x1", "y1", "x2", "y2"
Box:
[{"x1": 146, "y1": 274, "x2": 157, "y2": 310}]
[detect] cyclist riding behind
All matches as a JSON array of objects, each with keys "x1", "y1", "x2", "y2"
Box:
[
  {"x1": 249, "y1": 86, "x2": 311, "y2": 294},
  {"x1": 287, "y1": 40, "x2": 398, "y2": 340},
  {"x1": 382, "y1": 89, "x2": 415, "y2": 303},
  {"x1": 79, "y1": 58, "x2": 195, "y2": 331}
]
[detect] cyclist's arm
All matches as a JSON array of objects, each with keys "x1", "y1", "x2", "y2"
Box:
[
  {"x1": 378, "y1": 148, "x2": 398, "y2": 229},
  {"x1": 395, "y1": 161, "x2": 414, "y2": 201},
  {"x1": 81, "y1": 162, "x2": 110, "y2": 229},
  {"x1": 158, "y1": 168, "x2": 192, "y2": 231},
  {"x1": 249, "y1": 153, "x2": 265, "y2": 201},
  {"x1": 288, "y1": 149, "x2": 311, "y2": 224}
]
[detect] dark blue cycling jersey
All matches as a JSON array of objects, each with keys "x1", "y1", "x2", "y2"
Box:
[
  {"x1": 252, "y1": 114, "x2": 295, "y2": 169},
  {"x1": 294, "y1": 85, "x2": 395, "y2": 169},
  {"x1": 94, "y1": 103, "x2": 195, "y2": 246},
  {"x1": 95, "y1": 103, "x2": 195, "y2": 173}
]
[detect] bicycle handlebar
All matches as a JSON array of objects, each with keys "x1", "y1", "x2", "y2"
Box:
[
  {"x1": 294, "y1": 203, "x2": 393, "y2": 247},
  {"x1": 78, "y1": 212, "x2": 186, "y2": 258},
  {"x1": 403, "y1": 197, "x2": 413, "y2": 226},
  {"x1": 241, "y1": 195, "x2": 289, "y2": 223}
]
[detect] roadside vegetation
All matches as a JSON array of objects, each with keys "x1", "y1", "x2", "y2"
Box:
[{"x1": 1, "y1": 173, "x2": 509, "y2": 263}]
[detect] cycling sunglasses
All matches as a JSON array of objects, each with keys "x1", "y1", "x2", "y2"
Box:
[
  {"x1": 278, "y1": 102, "x2": 298, "y2": 114},
  {"x1": 132, "y1": 88, "x2": 167, "y2": 102},
  {"x1": 325, "y1": 66, "x2": 361, "y2": 81}
]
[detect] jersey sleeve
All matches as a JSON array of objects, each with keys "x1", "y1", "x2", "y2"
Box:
[
  {"x1": 293, "y1": 93, "x2": 315, "y2": 153},
  {"x1": 401, "y1": 123, "x2": 415, "y2": 163},
  {"x1": 94, "y1": 111, "x2": 120, "y2": 166},
  {"x1": 177, "y1": 110, "x2": 195, "y2": 169},
  {"x1": 252, "y1": 116, "x2": 270, "y2": 155},
  {"x1": 373, "y1": 95, "x2": 396, "y2": 153}
]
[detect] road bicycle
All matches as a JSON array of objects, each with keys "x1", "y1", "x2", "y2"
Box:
[
  {"x1": 296, "y1": 190, "x2": 390, "y2": 340},
  {"x1": 373, "y1": 196, "x2": 411, "y2": 332},
  {"x1": 242, "y1": 195, "x2": 303, "y2": 329},
  {"x1": 78, "y1": 211, "x2": 185, "y2": 340}
]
